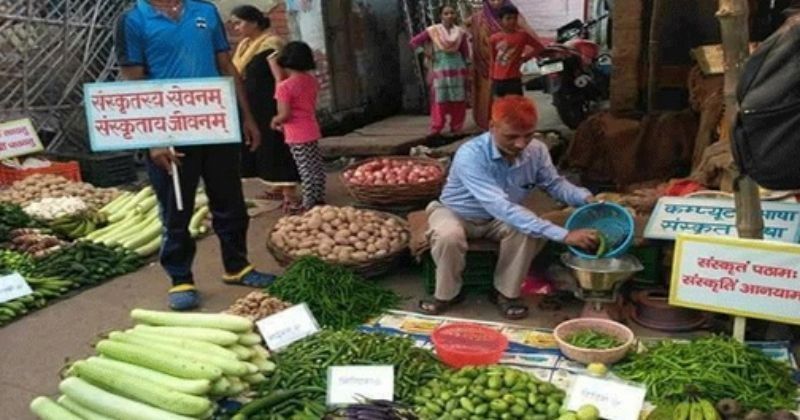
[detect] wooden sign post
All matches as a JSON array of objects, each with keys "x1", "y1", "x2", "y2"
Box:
[
  {"x1": 0, "y1": 118, "x2": 44, "y2": 160},
  {"x1": 83, "y1": 78, "x2": 241, "y2": 210},
  {"x1": 670, "y1": 234, "x2": 800, "y2": 326}
]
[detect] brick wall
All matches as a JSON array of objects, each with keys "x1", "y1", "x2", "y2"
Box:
[{"x1": 266, "y1": 3, "x2": 291, "y2": 38}]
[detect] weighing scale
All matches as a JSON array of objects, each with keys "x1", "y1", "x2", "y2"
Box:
[{"x1": 561, "y1": 253, "x2": 643, "y2": 320}]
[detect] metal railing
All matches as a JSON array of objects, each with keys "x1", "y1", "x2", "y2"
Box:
[{"x1": 0, "y1": 0, "x2": 131, "y2": 153}]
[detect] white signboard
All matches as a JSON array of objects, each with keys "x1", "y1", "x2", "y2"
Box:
[
  {"x1": 327, "y1": 365, "x2": 394, "y2": 406},
  {"x1": 83, "y1": 77, "x2": 240, "y2": 151},
  {"x1": 645, "y1": 197, "x2": 800, "y2": 243},
  {"x1": 0, "y1": 272, "x2": 33, "y2": 304},
  {"x1": 0, "y1": 119, "x2": 43, "y2": 160},
  {"x1": 670, "y1": 234, "x2": 800, "y2": 325},
  {"x1": 255, "y1": 303, "x2": 320, "y2": 351},
  {"x1": 565, "y1": 375, "x2": 646, "y2": 420}
]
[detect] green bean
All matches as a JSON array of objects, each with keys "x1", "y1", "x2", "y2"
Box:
[
  {"x1": 250, "y1": 330, "x2": 444, "y2": 418},
  {"x1": 565, "y1": 329, "x2": 623, "y2": 349},
  {"x1": 266, "y1": 257, "x2": 402, "y2": 329},
  {"x1": 614, "y1": 335, "x2": 795, "y2": 411}
]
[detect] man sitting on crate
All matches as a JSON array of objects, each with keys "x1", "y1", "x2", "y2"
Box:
[{"x1": 421, "y1": 95, "x2": 599, "y2": 320}]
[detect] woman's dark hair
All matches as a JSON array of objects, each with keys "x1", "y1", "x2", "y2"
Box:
[
  {"x1": 277, "y1": 41, "x2": 316, "y2": 71},
  {"x1": 498, "y1": 4, "x2": 519, "y2": 19},
  {"x1": 436, "y1": 4, "x2": 457, "y2": 23},
  {"x1": 438, "y1": 4, "x2": 455, "y2": 16},
  {"x1": 231, "y1": 5, "x2": 270, "y2": 30}
]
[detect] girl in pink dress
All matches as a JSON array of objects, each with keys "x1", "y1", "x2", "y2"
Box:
[{"x1": 271, "y1": 41, "x2": 325, "y2": 213}]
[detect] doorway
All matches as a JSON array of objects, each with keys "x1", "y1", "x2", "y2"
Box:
[{"x1": 322, "y1": 0, "x2": 361, "y2": 111}]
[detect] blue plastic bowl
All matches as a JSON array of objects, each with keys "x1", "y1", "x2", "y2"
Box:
[{"x1": 565, "y1": 202, "x2": 634, "y2": 259}]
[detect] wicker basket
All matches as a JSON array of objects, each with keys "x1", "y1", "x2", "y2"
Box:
[
  {"x1": 340, "y1": 156, "x2": 446, "y2": 206},
  {"x1": 553, "y1": 318, "x2": 635, "y2": 365},
  {"x1": 266, "y1": 210, "x2": 410, "y2": 279}
]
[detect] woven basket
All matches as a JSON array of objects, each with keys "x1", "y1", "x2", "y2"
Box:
[
  {"x1": 340, "y1": 156, "x2": 446, "y2": 206},
  {"x1": 553, "y1": 318, "x2": 635, "y2": 365},
  {"x1": 266, "y1": 210, "x2": 410, "y2": 279}
]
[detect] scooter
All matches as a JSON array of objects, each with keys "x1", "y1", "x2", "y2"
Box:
[{"x1": 533, "y1": 15, "x2": 611, "y2": 129}]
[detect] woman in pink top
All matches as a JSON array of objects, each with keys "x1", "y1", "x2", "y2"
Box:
[{"x1": 271, "y1": 41, "x2": 324, "y2": 213}]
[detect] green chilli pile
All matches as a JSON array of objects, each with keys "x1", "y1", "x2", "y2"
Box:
[
  {"x1": 614, "y1": 335, "x2": 796, "y2": 411},
  {"x1": 239, "y1": 330, "x2": 444, "y2": 419},
  {"x1": 266, "y1": 257, "x2": 403, "y2": 329}
]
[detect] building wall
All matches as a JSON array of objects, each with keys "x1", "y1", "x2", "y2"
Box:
[{"x1": 518, "y1": 0, "x2": 585, "y2": 39}]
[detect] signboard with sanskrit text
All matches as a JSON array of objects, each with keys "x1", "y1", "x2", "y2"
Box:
[
  {"x1": 670, "y1": 234, "x2": 800, "y2": 325},
  {"x1": 645, "y1": 197, "x2": 800, "y2": 243},
  {"x1": 83, "y1": 78, "x2": 240, "y2": 151},
  {"x1": 0, "y1": 119, "x2": 43, "y2": 160}
]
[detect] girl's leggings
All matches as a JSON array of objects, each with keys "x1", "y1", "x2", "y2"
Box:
[{"x1": 288, "y1": 141, "x2": 326, "y2": 208}]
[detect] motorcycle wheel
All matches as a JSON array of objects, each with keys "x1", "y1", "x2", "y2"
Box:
[{"x1": 553, "y1": 90, "x2": 590, "y2": 129}]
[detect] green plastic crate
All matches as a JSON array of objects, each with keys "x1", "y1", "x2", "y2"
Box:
[
  {"x1": 630, "y1": 245, "x2": 662, "y2": 285},
  {"x1": 421, "y1": 250, "x2": 497, "y2": 295}
]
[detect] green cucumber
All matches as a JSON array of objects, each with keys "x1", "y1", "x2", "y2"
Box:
[
  {"x1": 95, "y1": 340, "x2": 222, "y2": 380},
  {"x1": 134, "y1": 235, "x2": 162, "y2": 256},
  {"x1": 132, "y1": 325, "x2": 240, "y2": 346},
  {"x1": 238, "y1": 332, "x2": 262, "y2": 346},
  {"x1": 30, "y1": 396, "x2": 83, "y2": 420},
  {"x1": 72, "y1": 360, "x2": 211, "y2": 416},
  {"x1": 125, "y1": 329, "x2": 240, "y2": 360},
  {"x1": 85, "y1": 357, "x2": 211, "y2": 396},
  {"x1": 131, "y1": 309, "x2": 253, "y2": 332},
  {"x1": 59, "y1": 377, "x2": 195, "y2": 420},
  {"x1": 57, "y1": 395, "x2": 114, "y2": 420},
  {"x1": 109, "y1": 332, "x2": 249, "y2": 376}
]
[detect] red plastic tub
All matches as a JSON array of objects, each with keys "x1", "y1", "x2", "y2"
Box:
[{"x1": 431, "y1": 323, "x2": 509, "y2": 368}]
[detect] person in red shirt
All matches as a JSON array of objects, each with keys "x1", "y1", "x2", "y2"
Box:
[{"x1": 489, "y1": 5, "x2": 544, "y2": 97}]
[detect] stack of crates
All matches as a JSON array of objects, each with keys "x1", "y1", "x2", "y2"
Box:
[
  {"x1": 422, "y1": 248, "x2": 498, "y2": 295},
  {"x1": 49, "y1": 152, "x2": 136, "y2": 187}
]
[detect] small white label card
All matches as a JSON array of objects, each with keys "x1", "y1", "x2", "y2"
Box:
[
  {"x1": 255, "y1": 303, "x2": 320, "y2": 351},
  {"x1": 565, "y1": 375, "x2": 646, "y2": 420},
  {"x1": 327, "y1": 365, "x2": 394, "y2": 406},
  {"x1": 0, "y1": 272, "x2": 33, "y2": 304}
]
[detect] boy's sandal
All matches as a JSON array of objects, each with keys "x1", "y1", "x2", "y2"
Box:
[
  {"x1": 489, "y1": 290, "x2": 529, "y2": 320},
  {"x1": 168, "y1": 284, "x2": 200, "y2": 311},
  {"x1": 222, "y1": 265, "x2": 277, "y2": 288},
  {"x1": 418, "y1": 292, "x2": 466, "y2": 315}
]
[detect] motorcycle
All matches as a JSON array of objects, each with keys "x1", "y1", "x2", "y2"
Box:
[{"x1": 532, "y1": 15, "x2": 611, "y2": 129}]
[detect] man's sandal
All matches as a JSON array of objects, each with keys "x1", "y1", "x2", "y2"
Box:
[
  {"x1": 419, "y1": 292, "x2": 466, "y2": 315},
  {"x1": 222, "y1": 265, "x2": 277, "y2": 288},
  {"x1": 168, "y1": 284, "x2": 200, "y2": 311},
  {"x1": 489, "y1": 290, "x2": 529, "y2": 320}
]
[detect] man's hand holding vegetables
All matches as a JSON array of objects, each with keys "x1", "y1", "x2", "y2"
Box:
[
  {"x1": 421, "y1": 95, "x2": 597, "y2": 319},
  {"x1": 115, "y1": 0, "x2": 276, "y2": 311}
]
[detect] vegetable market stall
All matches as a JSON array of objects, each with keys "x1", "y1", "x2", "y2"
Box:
[{"x1": 0, "y1": 176, "x2": 211, "y2": 327}]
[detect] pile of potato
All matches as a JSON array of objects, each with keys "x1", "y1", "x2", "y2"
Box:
[
  {"x1": 270, "y1": 206, "x2": 409, "y2": 264},
  {"x1": 0, "y1": 174, "x2": 120, "y2": 209}
]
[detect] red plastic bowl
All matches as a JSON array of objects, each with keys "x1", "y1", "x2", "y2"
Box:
[{"x1": 431, "y1": 323, "x2": 509, "y2": 368}]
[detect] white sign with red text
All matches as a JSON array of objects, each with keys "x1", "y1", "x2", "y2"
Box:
[
  {"x1": 0, "y1": 119, "x2": 43, "y2": 160},
  {"x1": 83, "y1": 77, "x2": 241, "y2": 151},
  {"x1": 670, "y1": 234, "x2": 800, "y2": 325}
]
